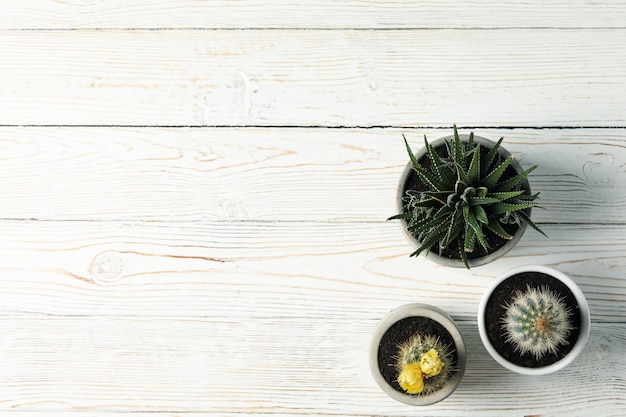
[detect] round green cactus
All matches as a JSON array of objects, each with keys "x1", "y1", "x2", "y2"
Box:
[
  {"x1": 502, "y1": 285, "x2": 574, "y2": 359},
  {"x1": 395, "y1": 335, "x2": 454, "y2": 395}
]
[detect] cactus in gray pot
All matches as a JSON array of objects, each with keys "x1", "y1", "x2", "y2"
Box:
[
  {"x1": 395, "y1": 335, "x2": 455, "y2": 395},
  {"x1": 502, "y1": 286, "x2": 574, "y2": 359}
]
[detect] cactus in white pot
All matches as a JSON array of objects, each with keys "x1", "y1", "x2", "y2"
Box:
[
  {"x1": 502, "y1": 286, "x2": 574, "y2": 359},
  {"x1": 478, "y1": 266, "x2": 590, "y2": 375}
]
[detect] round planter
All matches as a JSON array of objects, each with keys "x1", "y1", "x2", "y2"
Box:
[
  {"x1": 478, "y1": 265, "x2": 590, "y2": 375},
  {"x1": 369, "y1": 303, "x2": 466, "y2": 405},
  {"x1": 396, "y1": 134, "x2": 531, "y2": 268}
]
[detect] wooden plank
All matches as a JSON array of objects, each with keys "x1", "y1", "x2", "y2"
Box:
[
  {"x1": 0, "y1": 127, "x2": 623, "y2": 223},
  {"x1": 2, "y1": 0, "x2": 626, "y2": 29},
  {"x1": 1, "y1": 30, "x2": 626, "y2": 126},
  {"x1": 0, "y1": 221, "x2": 622, "y2": 321},
  {"x1": 0, "y1": 315, "x2": 623, "y2": 415}
]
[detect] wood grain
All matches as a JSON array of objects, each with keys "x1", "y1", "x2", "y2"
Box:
[
  {"x1": 0, "y1": 316, "x2": 623, "y2": 416},
  {"x1": 2, "y1": 2, "x2": 625, "y2": 415},
  {"x1": 1, "y1": 30, "x2": 625, "y2": 126},
  {"x1": 3, "y1": 0, "x2": 626, "y2": 29},
  {"x1": 0, "y1": 220, "x2": 623, "y2": 321},
  {"x1": 0, "y1": 127, "x2": 623, "y2": 223}
]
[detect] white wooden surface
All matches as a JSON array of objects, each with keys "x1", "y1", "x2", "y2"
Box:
[{"x1": 0, "y1": 2, "x2": 624, "y2": 416}]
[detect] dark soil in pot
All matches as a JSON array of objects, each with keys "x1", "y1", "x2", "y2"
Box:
[
  {"x1": 400, "y1": 169, "x2": 522, "y2": 261},
  {"x1": 399, "y1": 139, "x2": 529, "y2": 262},
  {"x1": 483, "y1": 271, "x2": 582, "y2": 368},
  {"x1": 377, "y1": 316, "x2": 459, "y2": 393}
]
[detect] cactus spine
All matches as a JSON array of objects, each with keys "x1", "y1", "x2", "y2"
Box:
[
  {"x1": 502, "y1": 285, "x2": 574, "y2": 359},
  {"x1": 395, "y1": 335, "x2": 454, "y2": 395}
]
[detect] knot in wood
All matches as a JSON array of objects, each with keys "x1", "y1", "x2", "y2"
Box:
[{"x1": 89, "y1": 251, "x2": 124, "y2": 285}]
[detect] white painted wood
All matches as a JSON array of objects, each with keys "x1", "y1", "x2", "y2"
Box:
[
  {"x1": 0, "y1": 1, "x2": 624, "y2": 415},
  {"x1": 2, "y1": 0, "x2": 626, "y2": 29},
  {"x1": 0, "y1": 220, "x2": 622, "y2": 321},
  {"x1": 1, "y1": 30, "x2": 626, "y2": 126},
  {"x1": 0, "y1": 316, "x2": 623, "y2": 416},
  {"x1": 0, "y1": 127, "x2": 623, "y2": 223}
]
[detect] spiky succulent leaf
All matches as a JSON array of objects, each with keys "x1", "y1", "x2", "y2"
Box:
[
  {"x1": 403, "y1": 136, "x2": 447, "y2": 191},
  {"x1": 476, "y1": 186, "x2": 488, "y2": 197},
  {"x1": 490, "y1": 190, "x2": 526, "y2": 201},
  {"x1": 486, "y1": 219, "x2": 513, "y2": 240},
  {"x1": 442, "y1": 209, "x2": 463, "y2": 248},
  {"x1": 455, "y1": 162, "x2": 470, "y2": 186},
  {"x1": 475, "y1": 205, "x2": 488, "y2": 224},
  {"x1": 411, "y1": 197, "x2": 447, "y2": 209},
  {"x1": 403, "y1": 134, "x2": 421, "y2": 170},
  {"x1": 408, "y1": 211, "x2": 454, "y2": 247},
  {"x1": 413, "y1": 163, "x2": 447, "y2": 192},
  {"x1": 388, "y1": 212, "x2": 413, "y2": 221},
  {"x1": 493, "y1": 164, "x2": 538, "y2": 192},
  {"x1": 515, "y1": 192, "x2": 542, "y2": 202},
  {"x1": 463, "y1": 205, "x2": 489, "y2": 251},
  {"x1": 424, "y1": 135, "x2": 455, "y2": 185},
  {"x1": 459, "y1": 241, "x2": 469, "y2": 268},
  {"x1": 491, "y1": 201, "x2": 535, "y2": 215},
  {"x1": 481, "y1": 137, "x2": 504, "y2": 177},
  {"x1": 482, "y1": 155, "x2": 514, "y2": 189},
  {"x1": 468, "y1": 144, "x2": 481, "y2": 184},
  {"x1": 452, "y1": 125, "x2": 465, "y2": 170},
  {"x1": 392, "y1": 127, "x2": 545, "y2": 268},
  {"x1": 411, "y1": 219, "x2": 450, "y2": 257},
  {"x1": 517, "y1": 210, "x2": 548, "y2": 237},
  {"x1": 464, "y1": 222, "x2": 476, "y2": 253},
  {"x1": 423, "y1": 191, "x2": 454, "y2": 205},
  {"x1": 470, "y1": 196, "x2": 502, "y2": 206},
  {"x1": 408, "y1": 206, "x2": 450, "y2": 232}
]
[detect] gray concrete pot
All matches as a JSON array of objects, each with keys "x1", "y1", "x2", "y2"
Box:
[
  {"x1": 478, "y1": 265, "x2": 590, "y2": 375},
  {"x1": 396, "y1": 134, "x2": 531, "y2": 268},
  {"x1": 369, "y1": 303, "x2": 466, "y2": 405}
]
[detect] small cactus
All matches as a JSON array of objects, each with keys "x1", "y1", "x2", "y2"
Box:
[
  {"x1": 502, "y1": 285, "x2": 574, "y2": 359},
  {"x1": 395, "y1": 335, "x2": 454, "y2": 395}
]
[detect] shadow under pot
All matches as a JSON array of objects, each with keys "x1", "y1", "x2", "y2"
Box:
[
  {"x1": 395, "y1": 133, "x2": 535, "y2": 268},
  {"x1": 478, "y1": 265, "x2": 590, "y2": 375},
  {"x1": 369, "y1": 304, "x2": 466, "y2": 405}
]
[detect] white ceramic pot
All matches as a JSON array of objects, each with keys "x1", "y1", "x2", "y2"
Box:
[{"x1": 478, "y1": 265, "x2": 590, "y2": 375}]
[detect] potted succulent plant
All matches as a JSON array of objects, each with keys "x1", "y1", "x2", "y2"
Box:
[
  {"x1": 389, "y1": 126, "x2": 545, "y2": 268},
  {"x1": 478, "y1": 265, "x2": 590, "y2": 375},
  {"x1": 369, "y1": 303, "x2": 466, "y2": 405}
]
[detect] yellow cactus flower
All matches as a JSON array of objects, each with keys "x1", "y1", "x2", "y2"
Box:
[
  {"x1": 395, "y1": 335, "x2": 454, "y2": 396},
  {"x1": 397, "y1": 362, "x2": 424, "y2": 394},
  {"x1": 419, "y1": 348, "x2": 444, "y2": 378}
]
